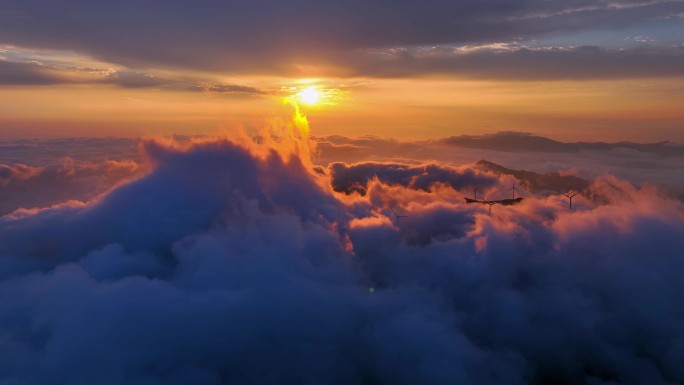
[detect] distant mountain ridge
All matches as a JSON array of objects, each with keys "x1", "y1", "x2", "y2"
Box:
[
  {"x1": 443, "y1": 132, "x2": 684, "y2": 157},
  {"x1": 476, "y1": 159, "x2": 590, "y2": 193}
]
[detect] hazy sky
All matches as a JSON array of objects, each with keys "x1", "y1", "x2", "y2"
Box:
[{"x1": 1, "y1": 0, "x2": 683, "y2": 141}]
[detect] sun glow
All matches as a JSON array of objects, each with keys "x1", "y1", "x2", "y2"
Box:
[{"x1": 297, "y1": 87, "x2": 321, "y2": 105}]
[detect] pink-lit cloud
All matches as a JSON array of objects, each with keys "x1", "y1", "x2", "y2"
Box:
[{"x1": 0, "y1": 133, "x2": 683, "y2": 384}]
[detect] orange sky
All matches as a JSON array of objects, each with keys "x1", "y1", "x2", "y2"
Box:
[
  {"x1": 1, "y1": 77, "x2": 683, "y2": 142},
  {"x1": 1, "y1": 2, "x2": 684, "y2": 142}
]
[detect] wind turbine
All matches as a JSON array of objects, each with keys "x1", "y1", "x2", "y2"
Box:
[
  {"x1": 485, "y1": 201, "x2": 496, "y2": 215},
  {"x1": 391, "y1": 207, "x2": 409, "y2": 218},
  {"x1": 560, "y1": 191, "x2": 580, "y2": 210},
  {"x1": 482, "y1": 195, "x2": 496, "y2": 214},
  {"x1": 509, "y1": 182, "x2": 522, "y2": 199}
]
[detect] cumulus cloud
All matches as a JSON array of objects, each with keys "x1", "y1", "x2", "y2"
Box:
[
  {"x1": 327, "y1": 161, "x2": 499, "y2": 195},
  {"x1": 1, "y1": 129, "x2": 684, "y2": 384}
]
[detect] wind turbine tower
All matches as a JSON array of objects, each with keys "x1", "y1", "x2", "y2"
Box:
[
  {"x1": 485, "y1": 201, "x2": 496, "y2": 215},
  {"x1": 509, "y1": 182, "x2": 522, "y2": 199}
]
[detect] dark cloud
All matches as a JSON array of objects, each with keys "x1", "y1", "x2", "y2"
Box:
[
  {"x1": 0, "y1": 59, "x2": 271, "y2": 95},
  {"x1": 343, "y1": 45, "x2": 684, "y2": 79},
  {"x1": 101, "y1": 70, "x2": 193, "y2": 90},
  {"x1": 1, "y1": 135, "x2": 684, "y2": 384},
  {"x1": 199, "y1": 83, "x2": 270, "y2": 95},
  {"x1": 0, "y1": 59, "x2": 69, "y2": 85},
  {"x1": 0, "y1": 1, "x2": 683, "y2": 78}
]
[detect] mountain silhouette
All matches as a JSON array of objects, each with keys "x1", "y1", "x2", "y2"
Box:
[
  {"x1": 444, "y1": 132, "x2": 684, "y2": 157},
  {"x1": 476, "y1": 159, "x2": 590, "y2": 193}
]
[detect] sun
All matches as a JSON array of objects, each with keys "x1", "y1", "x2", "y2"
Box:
[{"x1": 297, "y1": 87, "x2": 320, "y2": 105}]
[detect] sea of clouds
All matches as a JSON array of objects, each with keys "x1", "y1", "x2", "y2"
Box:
[{"x1": 1, "y1": 125, "x2": 684, "y2": 384}]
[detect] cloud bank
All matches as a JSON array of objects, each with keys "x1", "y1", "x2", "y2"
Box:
[
  {"x1": 314, "y1": 134, "x2": 684, "y2": 198},
  {"x1": 2, "y1": 132, "x2": 683, "y2": 215},
  {"x1": 0, "y1": 157, "x2": 143, "y2": 216},
  {"x1": 1, "y1": 131, "x2": 684, "y2": 384},
  {"x1": 0, "y1": 58, "x2": 275, "y2": 97},
  {"x1": 1, "y1": 1, "x2": 683, "y2": 78}
]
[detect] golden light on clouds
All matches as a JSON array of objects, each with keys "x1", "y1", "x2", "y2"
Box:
[{"x1": 283, "y1": 81, "x2": 349, "y2": 108}]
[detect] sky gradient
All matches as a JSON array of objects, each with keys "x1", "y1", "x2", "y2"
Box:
[
  {"x1": 1, "y1": 0, "x2": 684, "y2": 140},
  {"x1": 2, "y1": 3, "x2": 684, "y2": 384}
]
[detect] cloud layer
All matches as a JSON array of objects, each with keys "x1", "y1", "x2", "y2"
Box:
[
  {"x1": 0, "y1": 157, "x2": 143, "y2": 216},
  {"x1": 1, "y1": 132, "x2": 684, "y2": 384},
  {"x1": 327, "y1": 161, "x2": 499, "y2": 195},
  {"x1": 0, "y1": 59, "x2": 276, "y2": 97},
  {"x1": 2, "y1": 132, "x2": 682, "y2": 215},
  {"x1": 1, "y1": 1, "x2": 683, "y2": 78},
  {"x1": 314, "y1": 133, "x2": 684, "y2": 198}
]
